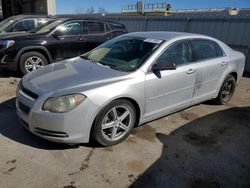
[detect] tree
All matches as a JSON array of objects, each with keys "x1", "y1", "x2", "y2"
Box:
[
  {"x1": 75, "y1": 7, "x2": 85, "y2": 14},
  {"x1": 98, "y1": 7, "x2": 107, "y2": 13},
  {"x1": 86, "y1": 7, "x2": 95, "y2": 14}
]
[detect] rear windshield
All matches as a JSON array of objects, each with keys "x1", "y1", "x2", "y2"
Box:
[
  {"x1": 82, "y1": 36, "x2": 164, "y2": 72},
  {"x1": 0, "y1": 17, "x2": 16, "y2": 32}
]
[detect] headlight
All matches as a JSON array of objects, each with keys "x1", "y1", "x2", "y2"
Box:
[
  {"x1": 0, "y1": 40, "x2": 15, "y2": 49},
  {"x1": 42, "y1": 94, "x2": 86, "y2": 113}
]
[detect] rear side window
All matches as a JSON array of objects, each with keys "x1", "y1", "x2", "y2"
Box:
[
  {"x1": 192, "y1": 39, "x2": 224, "y2": 61},
  {"x1": 108, "y1": 23, "x2": 125, "y2": 30},
  {"x1": 87, "y1": 21, "x2": 105, "y2": 34},
  {"x1": 7, "y1": 19, "x2": 35, "y2": 32}
]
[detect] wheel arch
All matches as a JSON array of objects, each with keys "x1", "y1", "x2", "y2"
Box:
[
  {"x1": 116, "y1": 97, "x2": 141, "y2": 127},
  {"x1": 90, "y1": 96, "x2": 142, "y2": 139},
  {"x1": 229, "y1": 72, "x2": 238, "y2": 82},
  {"x1": 16, "y1": 46, "x2": 52, "y2": 67}
]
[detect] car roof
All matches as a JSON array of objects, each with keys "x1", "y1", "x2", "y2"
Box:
[
  {"x1": 8, "y1": 14, "x2": 53, "y2": 20},
  {"x1": 56, "y1": 15, "x2": 125, "y2": 26},
  {"x1": 125, "y1": 31, "x2": 206, "y2": 41}
]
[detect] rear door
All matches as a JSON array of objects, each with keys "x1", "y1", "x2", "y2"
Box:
[
  {"x1": 191, "y1": 39, "x2": 228, "y2": 103},
  {"x1": 145, "y1": 40, "x2": 196, "y2": 118},
  {"x1": 83, "y1": 21, "x2": 108, "y2": 51}
]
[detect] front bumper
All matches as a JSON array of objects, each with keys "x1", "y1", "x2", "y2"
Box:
[
  {"x1": 16, "y1": 85, "x2": 98, "y2": 144},
  {"x1": 0, "y1": 51, "x2": 18, "y2": 71}
]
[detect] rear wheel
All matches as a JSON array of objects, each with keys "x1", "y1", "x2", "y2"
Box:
[
  {"x1": 213, "y1": 75, "x2": 236, "y2": 104},
  {"x1": 19, "y1": 51, "x2": 48, "y2": 75},
  {"x1": 92, "y1": 99, "x2": 136, "y2": 146}
]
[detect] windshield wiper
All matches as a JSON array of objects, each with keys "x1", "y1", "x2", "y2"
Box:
[
  {"x1": 105, "y1": 64, "x2": 129, "y2": 72},
  {"x1": 80, "y1": 55, "x2": 90, "y2": 60},
  {"x1": 80, "y1": 55, "x2": 100, "y2": 64}
]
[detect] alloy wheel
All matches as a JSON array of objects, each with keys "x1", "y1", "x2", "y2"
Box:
[
  {"x1": 221, "y1": 79, "x2": 234, "y2": 102},
  {"x1": 24, "y1": 56, "x2": 44, "y2": 72},
  {"x1": 101, "y1": 106, "x2": 132, "y2": 141}
]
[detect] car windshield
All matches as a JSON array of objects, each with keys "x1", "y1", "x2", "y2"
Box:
[
  {"x1": 0, "y1": 17, "x2": 16, "y2": 32},
  {"x1": 34, "y1": 19, "x2": 64, "y2": 34},
  {"x1": 81, "y1": 36, "x2": 164, "y2": 72}
]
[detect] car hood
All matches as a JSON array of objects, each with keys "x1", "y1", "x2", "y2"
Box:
[{"x1": 22, "y1": 57, "x2": 128, "y2": 95}]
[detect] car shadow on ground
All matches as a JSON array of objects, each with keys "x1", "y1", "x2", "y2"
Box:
[
  {"x1": 131, "y1": 106, "x2": 250, "y2": 188},
  {"x1": 0, "y1": 70, "x2": 22, "y2": 78},
  {"x1": 0, "y1": 97, "x2": 99, "y2": 150}
]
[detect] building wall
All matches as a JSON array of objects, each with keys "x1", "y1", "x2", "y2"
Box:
[
  {"x1": 1, "y1": 0, "x2": 55, "y2": 18},
  {"x1": 102, "y1": 10, "x2": 250, "y2": 73}
]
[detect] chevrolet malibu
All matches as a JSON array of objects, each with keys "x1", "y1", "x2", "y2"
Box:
[{"x1": 16, "y1": 32, "x2": 245, "y2": 146}]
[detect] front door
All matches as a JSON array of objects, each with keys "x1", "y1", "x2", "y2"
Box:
[
  {"x1": 145, "y1": 40, "x2": 196, "y2": 119},
  {"x1": 50, "y1": 21, "x2": 86, "y2": 60}
]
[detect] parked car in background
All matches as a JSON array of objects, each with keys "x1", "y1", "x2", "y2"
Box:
[
  {"x1": 0, "y1": 15, "x2": 54, "y2": 34},
  {"x1": 0, "y1": 18, "x2": 127, "y2": 75},
  {"x1": 16, "y1": 32, "x2": 245, "y2": 146}
]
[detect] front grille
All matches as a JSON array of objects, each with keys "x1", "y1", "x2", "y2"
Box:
[
  {"x1": 21, "y1": 84, "x2": 39, "y2": 100},
  {"x1": 34, "y1": 127, "x2": 69, "y2": 138},
  {"x1": 18, "y1": 101, "x2": 30, "y2": 114}
]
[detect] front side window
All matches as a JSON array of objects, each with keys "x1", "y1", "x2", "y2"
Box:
[
  {"x1": 82, "y1": 36, "x2": 163, "y2": 72},
  {"x1": 7, "y1": 19, "x2": 35, "y2": 32},
  {"x1": 56, "y1": 21, "x2": 82, "y2": 36},
  {"x1": 192, "y1": 39, "x2": 224, "y2": 61},
  {"x1": 156, "y1": 40, "x2": 192, "y2": 67},
  {"x1": 87, "y1": 21, "x2": 105, "y2": 34}
]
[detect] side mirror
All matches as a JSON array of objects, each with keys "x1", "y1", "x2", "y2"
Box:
[
  {"x1": 152, "y1": 60, "x2": 176, "y2": 72},
  {"x1": 52, "y1": 30, "x2": 63, "y2": 38}
]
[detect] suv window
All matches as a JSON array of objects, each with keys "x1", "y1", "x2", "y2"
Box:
[
  {"x1": 56, "y1": 21, "x2": 83, "y2": 36},
  {"x1": 108, "y1": 23, "x2": 125, "y2": 30},
  {"x1": 37, "y1": 19, "x2": 50, "y2": 28},
  {"x1": 156, "y1": 40, "x2": 192, "y2": 67},
  {"x1": 192, "y1": 39, "x2": 224, "y2": 61},
  {"x1": 7, "y1": 19, "x2": 35, "y2": 32},
  {"x1": 87, "y1": 21, "x2": 105, "y2": 34}
]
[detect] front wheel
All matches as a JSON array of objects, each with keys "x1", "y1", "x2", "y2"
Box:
[
  {"x1": 92, "y1": 99, "x2": 136, "y2": 146},
  {"x1": 213, "y1": 75, "x2": 236, "y2": 105},
  {"x1": 19, "y1": 51, "x2": 48, "y2": 75}
]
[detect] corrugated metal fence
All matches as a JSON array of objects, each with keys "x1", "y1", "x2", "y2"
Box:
[{"x1": 102, "y1": 10, "x2": 250, "y2": 73}]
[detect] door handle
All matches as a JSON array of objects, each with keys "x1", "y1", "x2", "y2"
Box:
[
  {"x1": 79, "y1": 37, "x2": 86, "y2": 41},
  {"x1": 221, "y1": 61, "x2": 228, "y2": 66},
  {"x1": 186, "y1": 69, "x2": 196, "y2": 74}
]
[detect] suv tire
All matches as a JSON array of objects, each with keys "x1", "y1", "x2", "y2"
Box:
[{"x1": 19, "y1": 51, "x2": 48, "y2": 75}]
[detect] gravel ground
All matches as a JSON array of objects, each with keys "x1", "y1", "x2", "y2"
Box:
[{"x1": 0, "y1": 70, "x2": 249, "y2": 188}]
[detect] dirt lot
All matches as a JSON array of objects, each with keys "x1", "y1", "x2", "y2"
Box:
[{"x1": 0, "y1": 70, "x2": 250, "y2": 188}]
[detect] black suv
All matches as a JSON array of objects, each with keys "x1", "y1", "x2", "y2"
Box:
[
  {"x1": 0, "y1": 18, "x2": 127, "y2": 74},
  {"x1": 0, "y1": 15, "x2": 54, "y2": 34}
]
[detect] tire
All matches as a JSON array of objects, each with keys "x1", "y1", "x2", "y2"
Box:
[
  {"x1": 92, "y1": 99, "x2": 137, "y2": 146},
  {"x1": 213, "y1": 74, "x2": 236, "y2": 105},
  {"x1": 19, "y1": 51, "x2": 48, "y2": 75}
]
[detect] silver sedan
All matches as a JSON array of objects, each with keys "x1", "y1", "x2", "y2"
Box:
[{"x1": 16, "y1": 32, "x2": 245, "y2": 146}]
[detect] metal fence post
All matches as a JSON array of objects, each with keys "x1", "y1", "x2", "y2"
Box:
[
  {"x1": 144, "y1": 17, "x2": 148, "y2": 31},
  {"x1": 185, "y1": 17, "x2": 190, "y2": 32}
]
